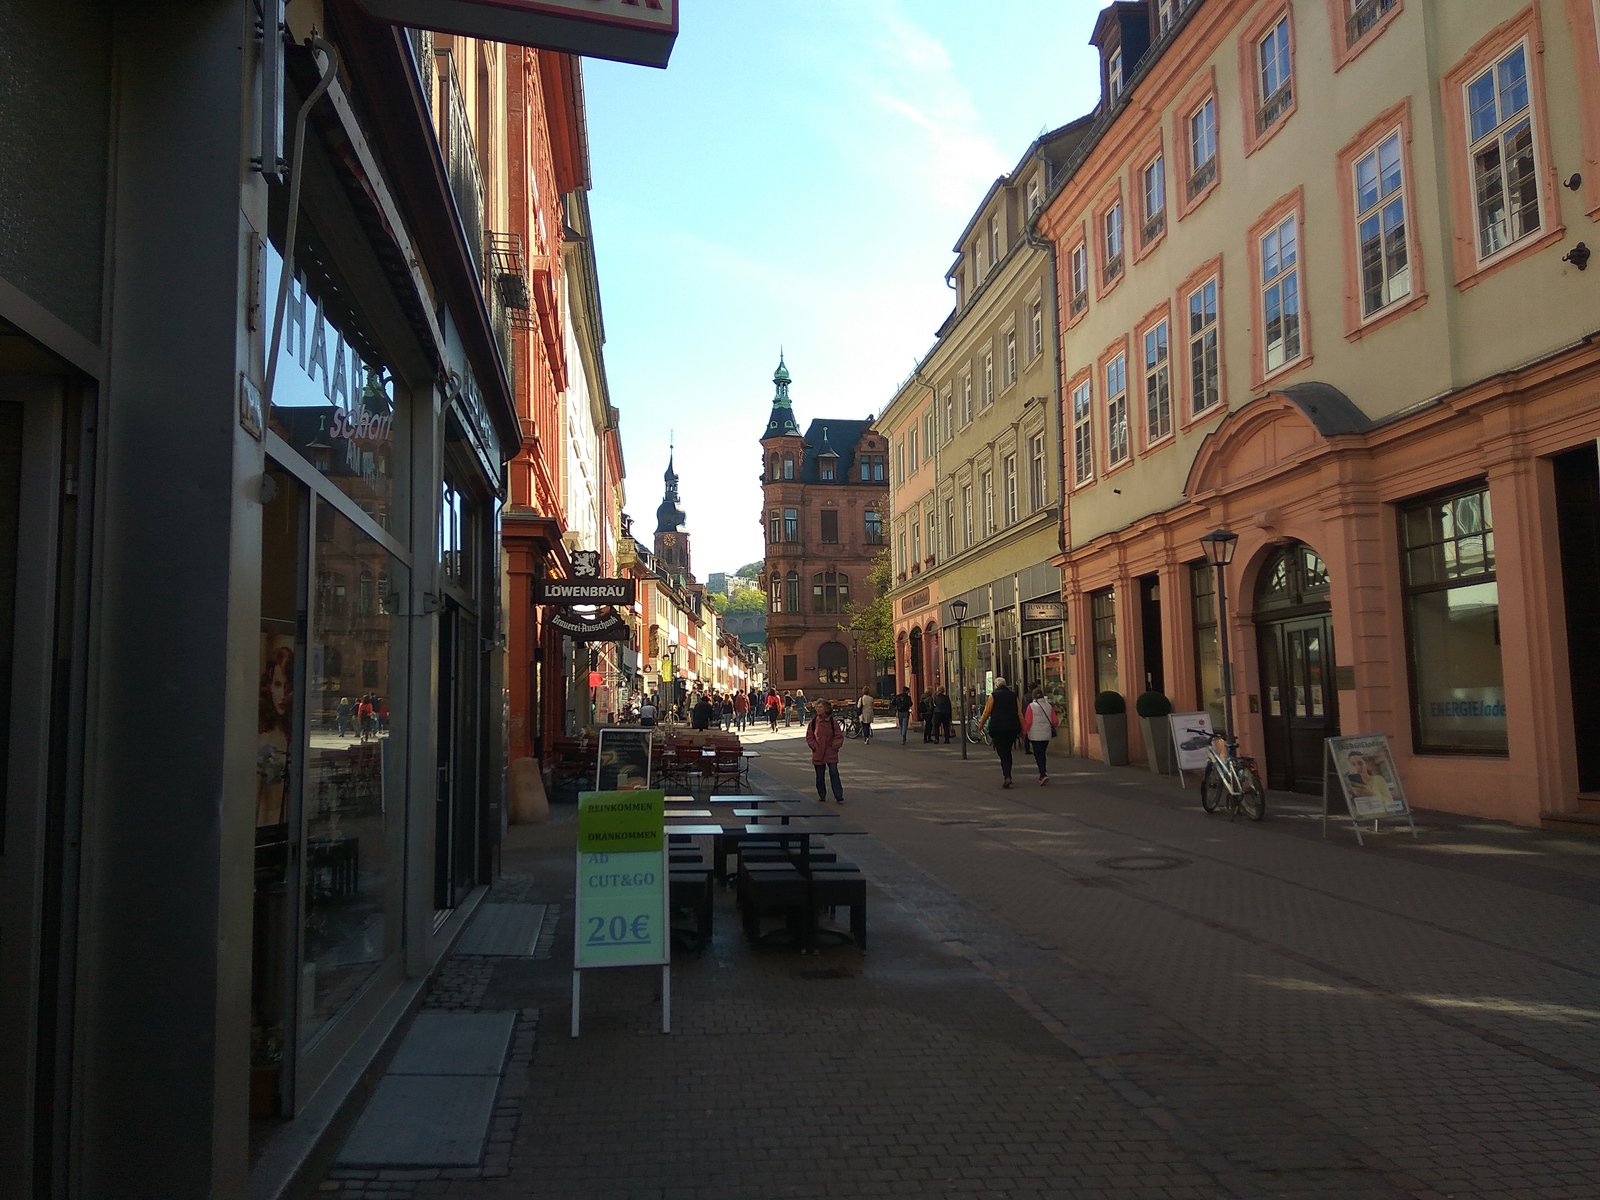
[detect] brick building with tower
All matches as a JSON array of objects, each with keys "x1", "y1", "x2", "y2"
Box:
[{"x1": 760, "y1": 356, "x2": 891, "y2": 704}]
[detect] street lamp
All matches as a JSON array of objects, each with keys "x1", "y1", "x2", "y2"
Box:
[
  {"x1": 950, "y1": 598, "x2": 969, "y2": 760},
  {"x1": 1198, "y1": 529, "x2": 1239, "y2": 744}
]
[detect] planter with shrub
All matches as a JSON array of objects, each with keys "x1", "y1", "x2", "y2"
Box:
[
  {"x1": 1135, "y1": 691, "x2": 1176, "y2": 774},
  {"x1": 1094, "y1": 690, "x2": 1128, "y2": 766}
]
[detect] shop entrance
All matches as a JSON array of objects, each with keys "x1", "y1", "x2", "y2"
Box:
[
  {"x1": 1139, "y1": 575, "x2": 1164, "y2": 693},
  {"x1": 1554, "y1": 446, "x2": 1600, "y2": 792},
  {"x1": 908, "y1": 626, "x2": 923, "y2": 691},
  {"x1": 434, "y1": 598, "x2": 480, "y2": 912},
  {"x1": 1254, "y1": 543, "x2": 1340, "y2": 793}
]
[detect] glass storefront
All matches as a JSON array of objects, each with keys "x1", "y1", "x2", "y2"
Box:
[
  {"x1": 1091, "y1": 588, "x2": 1118, "y2": 696},
  {"x1": 1191, "y1": 564, "x2": 1225, "y2": 731},
  {"x1": 1402, "y1": 485, "x2": 1507, "y2": 754}
]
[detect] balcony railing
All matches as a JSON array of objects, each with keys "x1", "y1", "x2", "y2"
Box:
[
  {"x1": 407, "y1": 28, "x2": 435, "y2": 114},
  {"x1": 1102, "y1": 254, "x2": 1123, "y2": 286},
  {"x1": 1141, "y1": 211, "x2": 1165, "y2": 245},
  {"x1": 1069, "y1": 290, "x2": 1088, "y2": 318},
  {"x1": 1187, "y1": 156, "x2": 1217, "y2": 200},
  {"x1": 435, "y1": 49, "x2": 484, "y2": 278},
  {"x1": 1346, "y1": 0, "x2": 1395, "y2": 46},
  {"x1": 1256, "y1": 81, "x2": 1293, "y2": 134}
]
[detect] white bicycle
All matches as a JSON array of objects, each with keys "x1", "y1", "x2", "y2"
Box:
[{"x1": 1189, "y1": 727, "x2": 1266, "y2": 822}]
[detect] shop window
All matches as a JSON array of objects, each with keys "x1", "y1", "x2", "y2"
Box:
[
  {"x1": 1401, "y1": 485, "x2": 1507, "y2": 754},
  {"x1": 1190, "y1": 563, "x2": 1225, "y2": 731},
  {"x1": 302, "y1": 500, "x2": 405, "y2": 1044},
  {"x1": 818, "y1": 641, "x2": 850, "y2": 685},
  {"x1": 1091, "y1": 588, "x2": 1118, "y2": 696},
  {"x1": 265, "y1": 240, "x2": 400, "y2": 535},
  {"x1": 820, "y1": 509, "x2": 839, "y2": 544}
]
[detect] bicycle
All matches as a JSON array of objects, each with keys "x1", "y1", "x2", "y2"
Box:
[
  {"x1": 1189, "y1": 727, "x2": 1265, "y2": 821},
  {"x1": 841, "y1": 713, "x2": 864, "y2": 740},
  {"x1": 965, "y1": 711, "x2": 991, "y2": 746}
]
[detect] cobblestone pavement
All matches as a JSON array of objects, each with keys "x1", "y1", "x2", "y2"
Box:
[{"x1": 322, "y1": 726, "x2": 1600, "y2": 1199}]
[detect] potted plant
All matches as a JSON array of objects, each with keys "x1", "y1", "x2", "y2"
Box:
[
  {"x1": 1094, "y1": 690, "x2": 1128, "y2": 766},
  {"x1": 1136, "y1": 691, "x2": 1175, "y2": 775}
]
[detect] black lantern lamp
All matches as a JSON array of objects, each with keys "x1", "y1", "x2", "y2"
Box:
[
  {"x1": 949, "y1": 599, "x2": 969, "y2": 760},
  {"x1": 1198, "y1": 528, "x2": 1239, "y2": 743}
]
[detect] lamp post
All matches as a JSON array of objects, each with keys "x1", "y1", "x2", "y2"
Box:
[
  {"x1": 950, "y1": 598, "x2": 969, "y2": 760},
  {"x1": 1198, "y1": 529, "x2": 1240, "y2": 745}
]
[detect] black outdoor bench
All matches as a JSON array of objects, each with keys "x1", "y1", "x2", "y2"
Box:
[
  {"x1": 809, "y1": 871, "x2": 867, "y2": 949},
  {"x1": 669, "y1": 866, "x2": 715, "y2": 950}
]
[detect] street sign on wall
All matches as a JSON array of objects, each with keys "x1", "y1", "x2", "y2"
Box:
[{"x1": 358, "y1": 0, "x2": 678, "y2": 68}]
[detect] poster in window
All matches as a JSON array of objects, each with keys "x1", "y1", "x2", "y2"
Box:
[{"x1": 257, "y1": 632, "x2": 296, "y2": 829}]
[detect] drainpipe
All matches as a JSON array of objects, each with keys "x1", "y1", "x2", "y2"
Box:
[{"x1": 264, "y1": 35, "x2": 338, "y2": 410}]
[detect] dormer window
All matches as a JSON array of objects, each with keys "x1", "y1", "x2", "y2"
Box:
[
  {"x1": 1109, "y1": 48, "x2": 1124, "y2": 100},
  {"x1": 1027, "y1": 176, "x2": 1042, "y2": 216},
  {"x1": 989, "y1": 213, "x2": 1002, "y2": 265},
  {"x1": 820, "y1": 453, "x2": 837, "y2": 481}
]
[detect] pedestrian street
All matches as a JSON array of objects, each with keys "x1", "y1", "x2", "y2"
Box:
[{"x1": 741, "y1": 724, "x2": 1600, "y2": 1200}]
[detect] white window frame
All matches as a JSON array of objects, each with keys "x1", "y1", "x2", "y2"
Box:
[
  {"x1": 1142, "y1": 154, "x2": 1166, "y2": 243},
  {"x1": 1464, "y1": 40, "x2": 1542, "y2": 264},
  {"x1": 981, "y1": 470, "x2": 994, "y2": 536},
  {"x1": 1354, "y1": 128, "x2": 1412, "y2": 317},
  {"x1": 961, "y1": 484, "x2": 974, "y2": 549},
  {"x1": 943, "y1": 387, "x2": 954, "y2": 442},
  {"x1": 1004, "y1": 328, "x2": 1017, "y2": 387},
  {"x1": 1072, "y1": 379, "x2": 1094, "y2": 486},
  {"x1": 1030, "y1": 300, "x2": 1044, "y2": 359},
  {"x1": 1106, "y1": 352, "x2": 1130, "y2": 468},
  {"x1": 927, "y1": 506, "x2": 938, "y2": 564},
  {"x1": 909, "y1": 518, "x2": 920, "y2": 564},
  {"x1": 908, "y1": 424, "x2": 918, "y2": 469},
  {"x1": 983, "y1": 352, "x2": 994, "y2": 407},
  {"x1": 1069, "y1": 241, "x2": 1089, "y2": 314},
  {"x1": 1187, "y1": 277, "x2": 1220, "y2": 416},
  {"x1": 961, "y1": 373, "x2": 973, "y2": 424},
  {"x1": 1188, "y1": 97, "x2": 1218, "y2": 197},
  {"x1": 1103, "y1": 201, "x2": 1124, "y2": 283},
  {"x1": 990, "y1": 213, "x2": 1003, "y2": 264},
  {"x1": 1260, "y1": 211, "x2": 1303, "y2": 373},
  {"x1": 1003, "y1": 454, "x2": 1018, "y2": 525},
  {"x1": 1029, "y1": 433, "x2": 1047, "y2": 511},
  {"x1": 1143, "y1": 319, "x2": 1172, "y2": 444},
  {"x1": 1109, "y1": 48, "x2": 1124, "y2": 99},
  {"x1": 1257, "y1": 16, "x2": 1293, "y2": 135},
  {"x1": 1027, "y1": 177, "x2": 1042, "y2": 216}
]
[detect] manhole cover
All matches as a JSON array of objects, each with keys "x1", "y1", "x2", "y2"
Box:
[{"x1": 1098, "y1": 855, "x2": 1190, "y2": 872}]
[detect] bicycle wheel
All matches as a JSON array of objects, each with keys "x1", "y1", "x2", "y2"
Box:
[
  {"x1": 1238, "y1": 767, "x2": 1266, "y2": 821},
  {"x1": 1200, "y1": 763, "x2": 1223, "y2": 812}
]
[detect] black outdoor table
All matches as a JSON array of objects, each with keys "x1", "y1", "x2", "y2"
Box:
[
  {"x1": 737, "y1": 824, "x2": 867, "y2": 952},
  {"x1": 732, "y1": 804, "x2": 841, "y2": 826}
]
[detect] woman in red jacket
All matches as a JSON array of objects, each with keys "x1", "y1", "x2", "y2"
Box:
[{"x1": 806, "y1": 699, "x2": 846, "y2": 803}]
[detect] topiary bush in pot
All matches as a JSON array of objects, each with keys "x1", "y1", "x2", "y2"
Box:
[{"x1": 1135, "y1": 691, "x2": 1176, "y2": 774}]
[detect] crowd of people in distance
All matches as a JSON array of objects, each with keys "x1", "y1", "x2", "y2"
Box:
[
  {"x1": 618, "y1": 677, "x2": 1061, "y2": 794},
  {"x1": 334, "y1": 693, "x2": 388, "y2": 740}
]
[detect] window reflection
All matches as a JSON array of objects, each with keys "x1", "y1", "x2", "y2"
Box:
[{"x1": 302, "y1": 502, "x2": 406, "y2": 1043}]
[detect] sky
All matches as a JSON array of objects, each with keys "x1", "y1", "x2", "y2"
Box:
[{"x1": 584, "y1": 1, "x2": 1107, "y2": 580}]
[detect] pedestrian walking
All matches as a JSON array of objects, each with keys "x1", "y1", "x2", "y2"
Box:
[
  {"x1": 691, "y1": 691, "x2": 712, "y2": 731},
  {"x1": 783, "y1": 690, "x2": 795, "y2": 727},
  {"x1": 892, "y1": 686, "x2": 913, "y2": 744},
  {"x1": 765, "y1": 690, "x2": 781, "y2": 732},
  {"x1": 806, "y1": 699, "x2": 845, "y2": 804},
  {"x1": 639, "y1": 697, "x2": 659, "y2": 727},
  {"x1": 733, "y1": 689, "x2": 749, "y2": 731},
  {"x1": 710, "y1": 693, "x2": 724, "y2": 731},
  {"x1": 980, "y1": 678, "x2": 1025, "y2": 787},
  {"x1": 918, "y1": 688, "x2": 934, "y2": 742},
  {"x1": 1022, "y1": 686, "x2": 1058, "y2": 784},
  {"x1": 857, "y1": 688, "x2": 875, "y2": 742},
  {"x1": 794, "y1": 687, "x2": 808, "y2": 723},
  {"x1": 934, "y1": 686, "x2": 953, "y2": 743},
  {"x1": 336, "y1": 695, "x2": 351, "y2": 738}
]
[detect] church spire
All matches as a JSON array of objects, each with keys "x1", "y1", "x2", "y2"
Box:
[{"x1": 763, "y1": 352, "x2": 801, "y2": 440}]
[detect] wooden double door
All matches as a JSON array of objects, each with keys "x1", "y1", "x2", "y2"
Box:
[{"x1": 1257, "y1": 613, "x2": 1340, "y2": 793}]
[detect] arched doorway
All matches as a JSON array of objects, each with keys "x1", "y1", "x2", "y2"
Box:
[
  {"x1": 908, "y1": 627, "x2": 923, "y2": 691},
  {"x1": 1254, "y1": 542, "x2": 1340, "y2": 793}
]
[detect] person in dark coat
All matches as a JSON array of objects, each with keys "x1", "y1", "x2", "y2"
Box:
[
  {"x1": 691, "y1": 692, "x2": 713, "y2": 731},
  {"x1": 980, "y1": 678, "x2": 1025, "y2": 787},
  {"x1": 918, "y1": 689, "x2": 935, "y2": 742},
  {"x1": 806, "y1": 699, "x2": 846, "y2": 803},
  {"x1": 892, "y1": 686, "x2": 914, "y2": 744},
  {"x1": 933, "y1": 686, "x2": 953, "y2": 743}
]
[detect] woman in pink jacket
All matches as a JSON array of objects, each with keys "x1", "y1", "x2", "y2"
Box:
[{"x1": 806, "y1": 699, "x2": 846, "y2": 804}]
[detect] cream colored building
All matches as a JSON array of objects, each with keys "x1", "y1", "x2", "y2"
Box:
[
  {"x1": 882, "y1": 124, "x2": 1093, "y2": 723},
  {"x1": 1039, "y1": 0, "x2": 1600, "y2": 827}
]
